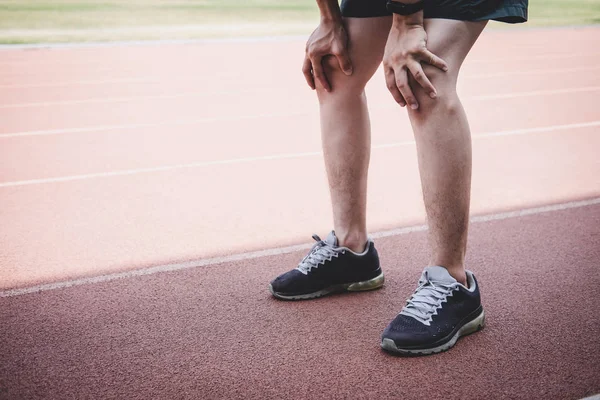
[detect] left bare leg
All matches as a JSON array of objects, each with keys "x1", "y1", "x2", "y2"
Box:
[{"x1": 407, "y1": 19, "x2": 487, "y2": 284}]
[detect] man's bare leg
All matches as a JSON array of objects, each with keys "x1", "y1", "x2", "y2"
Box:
[
  {"x1": 315, "y1": 17, "x2": 392, "y2": 252},
  {"x1": 406, "y1": 19, "x2": 487, "y2": 284},
  {"x1": 270, "y1": 16, "x2": 391, "y2": 300}
]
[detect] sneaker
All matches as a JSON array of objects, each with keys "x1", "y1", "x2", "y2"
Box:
[
  {"x1": 269, "y1": 231, "x2": 384, "y2": 300},
  {"x1": 381, "y1": 266, "x2": 485, "y2": 355}
]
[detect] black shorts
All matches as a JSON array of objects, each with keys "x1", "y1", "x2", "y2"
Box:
[{"x1": 341, "y1": 0, "x2": 528, "y2": 23}]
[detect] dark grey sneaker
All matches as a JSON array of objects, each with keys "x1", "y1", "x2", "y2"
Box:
[
  {"x1": 381, "y1": 266, "x2": 485, "y2": 356},
  {"x1": 269, "y1": 231, "x2": 384, "y2": 300}
]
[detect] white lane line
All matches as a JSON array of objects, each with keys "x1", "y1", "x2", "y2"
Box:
[
  {"x1": 0, "y1": 89, "x2": 271, "y2": 109},
  {"x1": 472, "y1": 86, "x2": 600, "y2": 100},
  {"x1": 0, "y1": 121, "x2": 597, "y2": 189},
  {"x1": 372, "y1": 86, "x2": 600, "y2": 111},
  {"x1": 469, "y1": 51, "x2": 600, "y2": 64},
  {"x1": 0, "y1": 111, "x2": 310, "y2": 139},
  {"x1": 374, "y1": 121, "x2": 600, "y2": 149},
  {"x1": 3, "y1": 65, "x2": 598, "y2": 90},
  {"x1": 1, "y1": 84, "x2": 599, "y2": 129},
  {"x1": 0, "y1": 149, "x2": 323, "y2": 188},
  {"x1": 1, "y1": 83, "x2": 599, "y2": 109},
  {"x1": 471, "y1": 121, "x2": 600, "y2": 138},
  {"x1": 0, "y1": 34, "x2": 309, "y2": 51},
  {"x1": 467, "y1": 65, "x2": 600, "y2": 79},
  {"x1": 0, "y1": 77, "x2": 157, "y2": 89},
  {"x1": 1, "y1": 197, "x2": 599, "y2": 298},
  {"x1": 1, "y1": 48, "x2": 598, "y2": 72}
]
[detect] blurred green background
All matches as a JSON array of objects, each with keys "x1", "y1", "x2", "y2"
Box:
[{"x1": 0, "y1": 0, "x2": 599, "y2": 44}]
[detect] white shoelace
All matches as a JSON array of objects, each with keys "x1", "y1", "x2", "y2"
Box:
[
  {"x1": 296, "y1": 235, "x2": 340, "y2": 275},
  {"x1": 400, "y1": 277, "x2": 460, "y2": 325}
]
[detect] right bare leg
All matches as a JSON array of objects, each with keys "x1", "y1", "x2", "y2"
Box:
[{"x1": 315, "y1": 16, "x2": 392, "y2": 252}]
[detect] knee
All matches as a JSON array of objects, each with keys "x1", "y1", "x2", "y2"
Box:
[
  {"x1": 408, "y1": 65, "x2": 461, "y2": 120},
  {"x1": 315, "y1": 55, "x2": 370, "y2": 102}
]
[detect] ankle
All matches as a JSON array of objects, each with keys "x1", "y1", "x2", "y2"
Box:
[
  {"x1": 434, "y1": 264, "x2": 467, "y2": 286},
  {"x1": 336, "y1": 230, "x2": 368, "y2": 253},
  {"x1": 448, "y1": 269, "x2": 468, "y2": 286}
]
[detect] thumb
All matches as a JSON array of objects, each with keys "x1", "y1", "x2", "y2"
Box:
[{"x1": 336, "y1": 52, "x2": 353, "y2": 76}]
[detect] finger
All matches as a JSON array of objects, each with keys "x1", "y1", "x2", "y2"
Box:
[
  {"x1": 407, "y1": 61, "x2": 437, "y2": 99},
  {"x1": 335, "y1": 51, "x2": 353, "y2": 76},
  {"x1": 302, "y1": 58, "x2": 315, "y2": 90},
  {"x1": 420, "y1": 49, "x2": 449, "y2": 72},
  {"x1": 395, "y1": 67, "x2": 418, "y2": 110},
  {"x1": 385, "y1": 67, "x2": 405, "y2": 106},
  {"x1": 311, "y1": 56, "x2": 331, "y2": 92}
]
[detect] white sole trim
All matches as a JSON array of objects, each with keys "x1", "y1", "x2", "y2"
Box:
[
  {"x1": 381, "y1": 310, "x2": 486, "y2": 356},
  {"x1": 269, "y1": 272, "x2": 385, "y2": 301}
]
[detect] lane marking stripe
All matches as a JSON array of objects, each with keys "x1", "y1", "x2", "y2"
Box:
[
  {"x1": 1, "y1": 197, "x2": 599, "y2": 298},
  {"x1": 0, "y1": 35, "x2": 309, "y2": 51},
  {"x1": 0, "y1": 90, "x2": 263, "y2": 109},
  {"x1": 1, "y1": 86, "x2": 600, "y2": 138},
  {"x1": 1, "y1": 85, "x2": 599, "y2": 109},
  {"x1": 1, "y1": 121, "x2": 598, "y2": 188},
  {"x1": 0, "y1": 111, "x2": 309, "y2": 138},
  {"x1": 2, "y1": 65, "x2": 598, "y2": 90},
  {"x1": 1, "y1": 47, "x2": 598, "y2": 70},
  {"x1": 471, "y1": 86, "x2": 600, "y2": 100}
]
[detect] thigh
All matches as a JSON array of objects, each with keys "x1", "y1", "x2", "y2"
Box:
[
  {"x1": 424, "y1": 18, "x2": 487, "y2": 74},
  {"x1": 410, "y1": 19, "x2": 487, "y2": 96},
  {"x1": 318, "y1": 16, "x2": 392, "y2": 93}
]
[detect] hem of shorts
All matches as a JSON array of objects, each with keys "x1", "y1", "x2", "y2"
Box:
[
  {"x1": 476, "y1": 5, "x2": 528, "y2": 23},
  {"x1": 341, "y1": 6, "x2": 528, "y2": 24}
]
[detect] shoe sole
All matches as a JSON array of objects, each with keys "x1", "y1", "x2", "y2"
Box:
[
  {"x1": 269, "y1": 272, "x2": 385, "y2": 300},
  {"x1": 381, "y1": 309, "x2": 485, "y2": 356}
]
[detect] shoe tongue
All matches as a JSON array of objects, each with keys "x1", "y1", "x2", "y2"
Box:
[
  {"x1": 423, "y1": 266, "x2": 456, "y2": 284},
  {"x1": 324, "y1": 231, "x2": 339, "y2": 247}
]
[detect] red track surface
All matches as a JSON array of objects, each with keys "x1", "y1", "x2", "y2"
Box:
[{"x1": 1, "y1": 26, "x2": 599, "y2": 399}]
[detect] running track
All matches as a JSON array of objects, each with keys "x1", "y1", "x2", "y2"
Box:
[{"x1": 1, "y1": 26, "x2": 599, "y2": 399}]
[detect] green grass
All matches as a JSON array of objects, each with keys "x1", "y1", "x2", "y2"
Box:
[
  {"x1": 528, "y1": 0, "x2": 600, "y2": 26},
  {"x1": 0, "y1": 0, "x2": 598, "y2": 44},
  {"x1": 489, "y1": 0, "x2": 600, "y2": 28}
]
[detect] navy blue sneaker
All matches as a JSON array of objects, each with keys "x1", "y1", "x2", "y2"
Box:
[
  {"x1": 269, "y1": 231, "x2": 384, "y2": 300},
  {"x1": 381, "y1": 266, "x2": 485, "y2": 355}
]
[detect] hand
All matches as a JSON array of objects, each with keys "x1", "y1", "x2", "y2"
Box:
[
  {"x1": 302, "y1": 19, "x2": 353, "y2": 92},
  {"x1": 382, "y1": 18, "x2": 448, "y2": 109}
]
